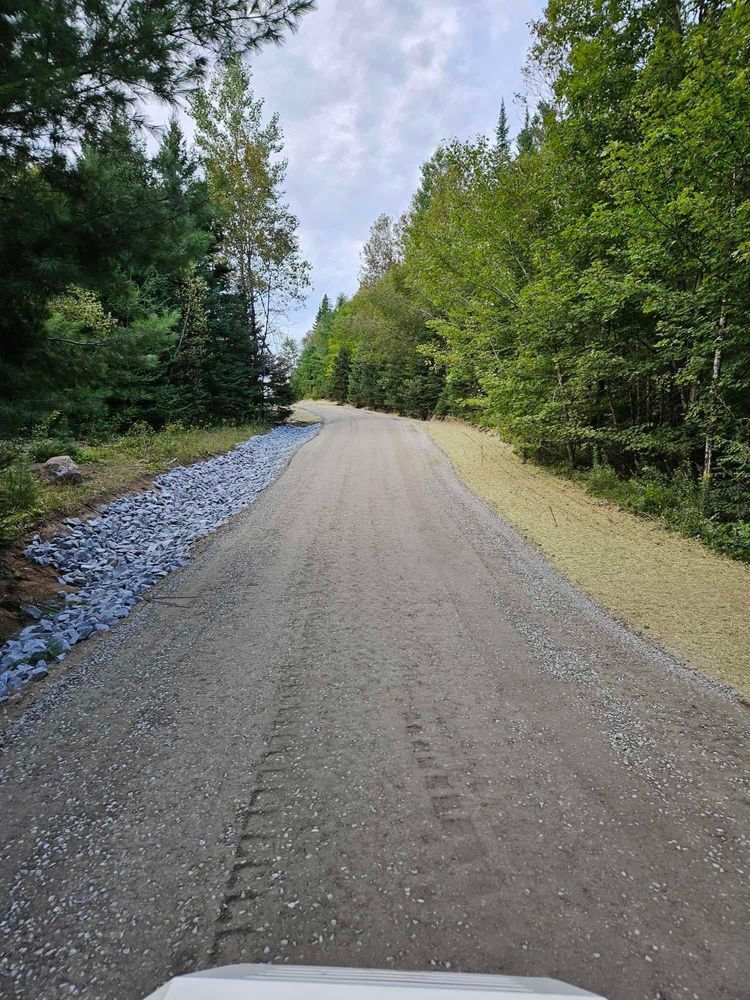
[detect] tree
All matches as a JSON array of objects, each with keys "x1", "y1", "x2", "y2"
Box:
[
  {"x1": 192, "y1": 60, "x2": 310, "y2": 409},
  {"x1": 320, "y1": 0, "x2": 749, "y2": 561},
  {"x1": 516, "y1": 107, "x2": 533, "y2": 154},
  {"x1": 292, "y1": 295, "x2": 341, "y2": 400},
  {"x1": 0, "y1": 1, "x2": 315, "y2": 439},
  {"x1": 279, "y1": 336, "x2": 300, "y2": 370},
  {"x1": 267, "y1": 337, "x2": 301, "y2": 417},
  {"x1": 163, "y1": 264, "x2": 212, "y2": 425},
  {"x1": 0, "y1": 1, "x2": 316, "y2": 163},
  {"x1": 494, "y1": 98, "x2": 510, "y2": 159},
  {"x1": 0, "y1": 114, "x2": 190, "y2": 435},
  {"x1": 348, "y1": 347, "x2": 384, "y2": 410},
  {"x1": 359, "y1": 214, "x2": 403, "y2": 285},
  {"x1": 327, "y1": 346, "x2": 352, "y2": 404}
]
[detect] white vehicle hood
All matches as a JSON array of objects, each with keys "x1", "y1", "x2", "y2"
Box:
[{"x1": 145, "y1": 964, "x2": 605, "y2": 999}]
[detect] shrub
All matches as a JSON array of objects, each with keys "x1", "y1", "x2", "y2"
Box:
[
  {"x1": 27, "y1": 438, "x2": 83, "y2": 463},
  {"x1": 580, "y1": 463, "x2": 750, "y2": 563},
  {"x1": 0, "y1": 466, "x2": 42, "y2": 550}
]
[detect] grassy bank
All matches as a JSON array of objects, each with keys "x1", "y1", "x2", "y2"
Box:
[
  {"x1": 0, "y1": 421, "x2": 270, "y2": 549},
  {"x1": 428, "y1": 419, "x2": 750, "y2": 699}
]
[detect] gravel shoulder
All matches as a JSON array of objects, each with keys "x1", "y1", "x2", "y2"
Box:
[
  {"x1": 0, "y1": 425, "x2": 317, "y2": 708},
  {"x1": 1, "y1": 403, "x2": 747, "y2": 1000}
]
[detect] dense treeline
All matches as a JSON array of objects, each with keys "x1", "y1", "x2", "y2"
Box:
[
  {"x1": 294, "y1": 0, "x2": 750, "y2": 560},
  {"x1": 0, "y1": 1, "x2": 314, "y2": 440},
  {"x1": 292, "y1": 251, "x2": 443, "y2": 420}
]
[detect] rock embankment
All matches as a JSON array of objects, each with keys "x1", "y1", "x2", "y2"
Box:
[{"x1": 0, "y1": 424, "x2": 318, "y2": 702}]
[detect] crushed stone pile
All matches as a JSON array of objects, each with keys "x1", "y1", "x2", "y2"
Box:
[{"x1": 0, "y1": 424, "x2": 319, "y2": 702}]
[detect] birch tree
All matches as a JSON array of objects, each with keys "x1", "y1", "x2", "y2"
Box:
[{"x1": 192, "y1": 61, "x2": 310, "y2": 401}]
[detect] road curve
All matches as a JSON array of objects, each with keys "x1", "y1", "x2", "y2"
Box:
[{"x1": 1, "y1": 403, "x2": 747, "y2": 1000}]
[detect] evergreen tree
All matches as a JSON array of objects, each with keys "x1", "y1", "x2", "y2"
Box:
[
  {"x1": 265, "y1": 339, "x2": 300, "y2": 419},
  {"x1": 327, "y1": 346, "x2": 352, "y2": 404},
  {"x1": 161, "y1": 264, "x2": 212, "y2": 425},
  {"x1": 292, "y1": 295, "x2": 340, "y2": 399},
  {"x1": 494, "y1": 99, "x2": 510, "y2": 159},
  {"x1": 348, "y1": 349, "x2": 384, "y2": 410},
  {"x1": 0, "y1": 1, "x2": 316, "y2": 435},
  {"x1": 316, "y1": 295, "x2": 332, "y2": 323},
  {"x1": 516, "y1": 107, "x2": 534, "y2": 154},
  {"x1": 0, "y1": 1, "x2": 316, "y2": 163},
  {"x1": 192, "y1": 61, "x2": 310, "y2": 410}
]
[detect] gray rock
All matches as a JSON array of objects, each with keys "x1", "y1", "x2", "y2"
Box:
[
  {"x1": 20, "y1": 604, "x2": 43, "y2": 620},
  {"x1": 34, "y1": 455, "x2": 83, "y2": 484},
  {"x1": 0, "y1": 424, "x2": 319, "y2": 698}
]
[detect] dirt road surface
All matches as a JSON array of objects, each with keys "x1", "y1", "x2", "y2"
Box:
[{"x1": 1, "y1": 403, "x2": 747, "y2": 1000}]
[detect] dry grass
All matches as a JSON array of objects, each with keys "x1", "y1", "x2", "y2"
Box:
[{"x1": 429, "y1": 419, "x2": 750, "y2": 698}]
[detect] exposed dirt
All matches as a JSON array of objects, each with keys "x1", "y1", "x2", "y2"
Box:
[
  {"x1": 0, "y1": 403, "x2": 747, "y2": 1000},
  {"x1": 0, "y1": 472, "x2": 156, "y2": 646},
  {"x1": 0, "y1": 553, "x2": 77, "y2": 646}
]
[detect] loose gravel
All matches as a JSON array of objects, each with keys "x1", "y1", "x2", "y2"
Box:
[
  {"x1": 1, "y1": 403, "x2": 747, "y2": 1000},
  {"x1": 0, "y1": 424, "x2": 318, "y2": 702}
]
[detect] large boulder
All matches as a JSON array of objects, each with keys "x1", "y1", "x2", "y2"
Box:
[{"x1": 33, "y1": 455, "x2": 82, "y2": 484}]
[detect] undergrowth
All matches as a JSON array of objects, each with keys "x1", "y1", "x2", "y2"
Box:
[{"x1": 579, "y1": 463, "x2": 750, "y2": 564}]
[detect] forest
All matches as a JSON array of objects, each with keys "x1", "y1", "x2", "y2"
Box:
[
  {"x1": 293, "y1": 0, "x2": 750, "y2": 562},
  {"x1": 0, "y1": 1, "x2": 315, "y2": 547},
  {"x1": 0, "y1": 0, "x2": 313, "y2": 440}
]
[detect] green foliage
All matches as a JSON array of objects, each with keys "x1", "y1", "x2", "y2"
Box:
[
  {"x1": 0, "y1": 1, "x2": 315, "y2": 162},
  {"x1": 289, "y1": 1, "x2": 749, "y2": 561},
  {"x1": 1, "y1": 52, "x2": 308, "y2": 440},
  {"x1": 191, "y1": 60, "x2": 311, "y2": 417},
  {"x1": 293, "y1": 295, "x2": 339, "y2": 400},
  {"x1": 291, "y1": 221, "x2": 444, "y2": 419},
  {"x1": 0, "y1": 421, "x2": 269, "y2": 559},
  {"x1": 0, "y1": 467, "x2": 42, "y2": 551},
  {"x1": 26, "y1": 439, "x2": 83, "y2": 464},
  {"x1": 582, "y1": 463, "x2": 749, "y2": 563},
  {"x1": 327, "y1": 346, "x2": 352, "y2": 404},
  {"x1": 0, "y1": 4, "x2": 311, "y2": 569}
]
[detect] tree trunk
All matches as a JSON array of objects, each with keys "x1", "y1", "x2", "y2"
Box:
[
  {"x1": 702, "y1": 309, "x2": 725, "y2": 501},
  {"x1": 555, "y1": 361, "x2": 576, "y2": 467}
]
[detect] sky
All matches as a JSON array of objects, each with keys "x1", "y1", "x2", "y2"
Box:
[{"x1": 177, "y1": 0, "x2": 545, "y2": 343}]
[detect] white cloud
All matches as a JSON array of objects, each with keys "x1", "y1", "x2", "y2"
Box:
[{"x1": 153, "y1": 0, "x2": 545, "y2": 342}]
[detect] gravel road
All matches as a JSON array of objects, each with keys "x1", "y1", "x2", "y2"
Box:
[{"x1": 1, "y1": 403, "x2": 747, "y2": 1000}]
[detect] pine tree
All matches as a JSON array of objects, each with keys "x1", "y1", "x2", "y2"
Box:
[
  {"x1": 1, "y1": 1, "x2": 316, "y2": 163},
  {"x1": 165, "y1": 264, "x2": 212, "y2": 424},
  {"x1": 494, "y1": 99, "x2": 510, "y2": 158},
  {"x1": 192, "y1": 61, "x2": 310, "y2": 408},
  {"x1": 348, "y1": 350, "x2": 383, "y2": 409},
  {"x1": 327, "y1": 346, "x2": 351, "y2": 404},
  {"x1": 516, "y1": 107, "x2": 534, "y2": 154},
  {"x1": 265, "y1": 353, "x2": 296, "y2": 419},
  {"x1": 316, "y1": 295, "x2": 331, "y2": 323}
]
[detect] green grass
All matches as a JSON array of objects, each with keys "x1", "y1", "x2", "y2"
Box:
[{"x1": 0, "y1": 421, "x2": 270, "y2": 549}]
